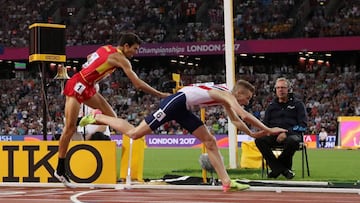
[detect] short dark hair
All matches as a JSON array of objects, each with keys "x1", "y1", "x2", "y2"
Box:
[{"x1": 118, "y1": 32, "x2": 142, "y2": 46}]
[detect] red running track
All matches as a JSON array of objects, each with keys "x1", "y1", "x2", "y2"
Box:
[{"x1": 1, "y1": 186, "x2": 360, "y2": 203}]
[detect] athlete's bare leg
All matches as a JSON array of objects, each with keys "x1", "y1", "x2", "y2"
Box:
[
  {"x1": 126, "y1": 120, "x2": 228, "y2": 184},
  {"x1": 192, "y1": 125, "x2": 231, "y2": 186},
  {"x1": 58, "y1": 96, "x2": 81, "y2": 158},
  {"x1": 126, "y1": 120, "x2": 153, "y2": 139},
  {"x1": 84, "y1": 93, "x2": 117, "y2": 118},
  {"x1": 93, "y1": 114, "x2": 135, "y2": 134}
]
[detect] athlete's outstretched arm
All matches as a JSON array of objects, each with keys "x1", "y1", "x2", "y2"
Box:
[
  {"x1": 108, "y1": 53, "x2": 169, "y2": 98},
  {"x1": 208, "y1": 89, "x2": 287, "y2": 136},
  {"x1": 224, "y1": 106, "x2": 269, "y2": 138}
]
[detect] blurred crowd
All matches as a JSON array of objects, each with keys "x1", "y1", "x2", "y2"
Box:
[
  {"x1": 1, "y1": 63, "x2": 359, "y2": 137},
  {"x1": 0, "y1": 0, "x2": 358, "y2": 47}
]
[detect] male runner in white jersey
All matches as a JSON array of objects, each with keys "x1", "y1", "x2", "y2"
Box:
[{"x1": 80, "y1": 79, "x2": 287, "y2": 192}]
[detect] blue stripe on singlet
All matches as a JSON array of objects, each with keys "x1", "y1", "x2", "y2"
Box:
[{"x1": 211, "y1": 85, "x2": 228, "y2": 92}]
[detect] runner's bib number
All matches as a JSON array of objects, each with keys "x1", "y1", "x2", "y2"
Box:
[
  {"x1": 74, "y1": 82, "x2": 86, "y2": 94},
  {"x1": 153, "y1": 109, "x2": 166, "y2": 122}
]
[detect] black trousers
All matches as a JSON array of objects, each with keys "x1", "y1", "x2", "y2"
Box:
[
  {"x1": 319, "y1": 140, "x2": 326, "y2": 148},
  {"x1": 255, "y1": 134, "x2": 301, "y2": 174}
]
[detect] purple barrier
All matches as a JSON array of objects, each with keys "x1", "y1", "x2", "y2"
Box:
[
  {"x1": 20, "y1": 134, "x2": 229, "y2": 148},
  {"x1": 9, "y1": 134, "x2": 338, "y2": 148},
  {"x1": 1, "y1": 37, "x2": 359, "y2": 60}
]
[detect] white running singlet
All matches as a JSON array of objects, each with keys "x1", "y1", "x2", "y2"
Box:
[{"x1": 178, "y1": 84, "x2": 229, "y2": 108}]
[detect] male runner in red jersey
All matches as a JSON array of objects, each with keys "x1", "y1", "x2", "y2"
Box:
[{"x1": 54, "y1": 32, "x2": 169, "y2": 187}]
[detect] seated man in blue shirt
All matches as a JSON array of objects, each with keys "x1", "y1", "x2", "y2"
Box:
[{"x1": 255, "y1": 77, "x2": 308, "y2": 179}]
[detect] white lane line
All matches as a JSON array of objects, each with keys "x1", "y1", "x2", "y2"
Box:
[
  {"x1": 70, "y1": 189, "x2": 114, "y2": 203},
  {"x1": 0, "y1": 191, "x2": 26, "y2": 195}
]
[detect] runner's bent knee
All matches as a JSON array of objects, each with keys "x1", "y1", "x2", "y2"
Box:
[{"x1": 203, "y1": 136, "x2": 218, "y2": 151}]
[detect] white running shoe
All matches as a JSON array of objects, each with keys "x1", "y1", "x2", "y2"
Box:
[{"x1": 54, "y1": 171, "x2": 76, "y2": 188}]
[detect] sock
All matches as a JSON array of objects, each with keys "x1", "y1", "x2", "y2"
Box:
[
  {"x1": 76, "y1": 117, "x2": 81, "y2": 126},
  {"x1": 57, "y1": 158, "x2": 66, "y2": 175}
]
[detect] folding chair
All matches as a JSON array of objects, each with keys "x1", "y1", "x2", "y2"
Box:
[{"x1": 261, "y1": 134, "x2": 310, "y2": 178}]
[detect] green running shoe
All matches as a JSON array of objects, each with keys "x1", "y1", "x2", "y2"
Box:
[
  {"x1": 79, "y1": 114, "x2": 96, "y2": 127},
  {"x1": 223, "y1": 180, "x2": 250, "y2": 192}
]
